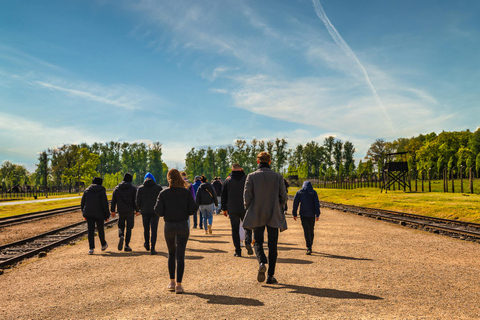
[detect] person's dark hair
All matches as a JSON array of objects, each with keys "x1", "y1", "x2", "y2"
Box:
[
  {"x1": 200, "y1": 175, "x2": 207, "y2": 183},
  {"x1": 257, "y1": 151, "x2": 271, "y2": 163},
  {"x1": 123, "y1": 172, "x2": 133, "y2": 183},
  {"x1": 232, "y1": 163, "x2": 242, "y2": 170},
  {"x1": 168, "y1": 169, "x2": 189, "y2": 189},
  {"x1": 92, "y1": 177, "x2": 103, "y2": 185}
]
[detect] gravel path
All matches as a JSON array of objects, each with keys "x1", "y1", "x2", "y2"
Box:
[{"x1": 1, "y1": 201, "x2": 479, "y2": 319}]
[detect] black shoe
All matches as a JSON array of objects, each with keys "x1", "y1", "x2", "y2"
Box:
[
  {"x1": 124, "y1": 246, "x2": 132, "y2": 252},
  {"x1": 234, "y1": 252, "x2": 241, "y2": 257},
  {"x1": 257, "y1": 263, "x2": 266, "y2": 282},
  {"x1": 306, "y1": 248, "x2": 312, "y2": 255},
  {"x1": 266, "y1": 276, "x2": 278, "y2": 284},
  {"x1": 144, "y1": 242, "x2": 150, "y2": 251},
  {"x1": 151, "y1": 249, "x2": 157, "y2": 255},
  {"x1": 118, "y1": 237, "x2": 124, "y2": 251},
  {"x1": 245, "y1": 243, "x2": 254, "y2": 255}
]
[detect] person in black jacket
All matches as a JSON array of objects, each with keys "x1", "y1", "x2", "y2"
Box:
[
  {"x1": 221, "y1": 164, "x2": 253, "y2": 257},
  {"x1": 195, "y1": 175, "x2": 218, "y2": 235},
  {"x1": 136, "y1": 172, "x2": 163, "y2": 255},
  {"x1": 154, "y1": 169, "x2": 198, "y2": 294},
  {"x1": 111, "y1": 173, "x2": 139, "y2": 252},
  {"x1": 212, "y1": 177, "x2": 223, "y2": 214},
  {"x1": 81, "y1": 177, "x2": 109, "y2": 255},
  {"x1": 292, "y1": 181, "x2": 321, "y2": 255}
]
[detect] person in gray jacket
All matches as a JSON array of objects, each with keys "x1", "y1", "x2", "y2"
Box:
[{"x1": 243, "y1": 151, "x2": 288, "y2": 285}]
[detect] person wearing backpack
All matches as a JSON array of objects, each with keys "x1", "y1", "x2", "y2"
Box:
[{"x1": 195, "y1": 175, "x2": 218, "y2": 234}]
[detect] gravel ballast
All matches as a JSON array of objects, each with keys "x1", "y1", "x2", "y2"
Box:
[{"x1": 1, "y1": 202, "x2": 479, "y2": 319}]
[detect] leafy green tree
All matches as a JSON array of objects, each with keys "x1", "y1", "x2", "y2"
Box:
[
  {"x1": 35, "y1": 151, "x2": 50, "y2": 192},
  {"x1": 343, "y1": 141, "x2": 355, "y2": 176},
  {"x1": 63, "y1": 148, "x2": 99, "y2": 191},
  {"x1": 148, "y1": 142, "x2": 163, "y2": 183}
]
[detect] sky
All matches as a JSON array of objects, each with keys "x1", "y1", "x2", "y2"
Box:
[{"x1": 1, "y1": 0, "x2": 479, "y2": 172}]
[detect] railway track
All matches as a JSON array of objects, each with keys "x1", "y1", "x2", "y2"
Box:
[
  {"x1": 0, "y1": 217, "x2": 118, "y2": 269},
  {"x1": 319, "y1": 201, "x2": 480, "y2": 243}
]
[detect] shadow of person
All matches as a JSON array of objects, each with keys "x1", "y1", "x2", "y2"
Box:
[
  {"x1": 276, "y1": 257, "x2": 313, "y2": 265},
  {"x1": 187, "y1": 248, "x2": 228, "y2": 254},
  {"x1": 316, "y1": 252, "x2": 373, "y2": 261},
  {"x1": 155, "y1": 251, "x2": 204, "y2": 260},
  {"x1": 265, "y1": 284, "x2": 382, "y2": 300},
  {"x1": 184, "y1": 292, "x2": 264, "y2": 306},
  {"x1": 102, "y1": 251, "x2": 153, "y2": 257},
  {"x1": 188, "y1": 238, "x2": 229, "y2": 244}
]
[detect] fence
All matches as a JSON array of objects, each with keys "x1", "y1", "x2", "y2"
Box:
[
  {"x1": 0, "y1": 185, "x2": 74, "y2": 200},
  {"x1": 288, "y1": 167, "x2": 479, "y2": 194}
]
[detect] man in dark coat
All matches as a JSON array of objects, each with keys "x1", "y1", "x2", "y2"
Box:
[
  {"x1": 243, "y1": 151, "x2": 288, "y2": 284},
  {"x1": 111, "y1": 173, "x2": 139, "y2": 252},
  {"x1": 136, "y1": 172, "x2": 163, "y2": 255},
  {"x1": 81, "y1": 177, "x2": 109, "y2": 255},
  {"x1": 221, "y1": 164, "x2": 252, "y2": 257}
]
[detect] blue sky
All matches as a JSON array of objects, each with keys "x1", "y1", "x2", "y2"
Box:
[{"x1": 1, "y1": 0, "x2": 479, "y2": 172}]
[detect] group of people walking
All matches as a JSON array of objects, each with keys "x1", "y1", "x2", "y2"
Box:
[{"x1": 80, "y1": 151, "x2": 321, "y2": 294}]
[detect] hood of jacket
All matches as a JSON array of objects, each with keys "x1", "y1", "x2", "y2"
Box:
[
  {"x1": 299, "y1": 181, "x2": 315, "y2": 194},
  {"x1": 118, "y1": 181, "x2": 133, "y2": 190},
  {"x1": 192, "y1": 180, "x2": 201, "y2": 187},
  {"x1": 143, "y1": 178, "x2": 156, "y2": 187},
  {"x1": 86, "y1": 184, "x2": 104, "y2": 193},
  {"x1": 231, "y1": 170, "x2": 246, "y2": 181},
  {"x1": 144, "y1": 172, "x2": 156, "y2": 183}
]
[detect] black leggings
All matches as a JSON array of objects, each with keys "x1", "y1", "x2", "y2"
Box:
[
  {"x1": 86, "y1": 217, "x2": 106, "y2": 249},
  {"x1": 118, "y1": 213, "x2": 135, "y2": 245},
  {"x1": 164, "y1": 221, "x2": 189, "y2": 283}
]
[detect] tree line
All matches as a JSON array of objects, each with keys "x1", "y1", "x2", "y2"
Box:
[
  {"x1": 0, "y1": 142, "x2": 167, "y2": 192},
  {"x1": 183, "y1": 137, "x2": 356, "y2": 181},
  {"x1": 362, "y1": 128, "x2": 480, "y2": 178}
]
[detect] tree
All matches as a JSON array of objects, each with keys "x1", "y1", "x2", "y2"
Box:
[
  {"x1": 63, "y1": 148, "x2": 99, "y2": 192},
  {"x1": 365, "y1": 139, "x2": 392, "y2": 172},
  {"x1": 273, "y1": 138, "x2": 288, "y2": 174},
  {"x1": 333, "y1": 140, "x2": 343, "y2": 173},
  {"x1": 35, "y1": 151, "x2": 50, "y2": 194},
  {"x1": 148, "y1": 142, "x2": 163, "y2": 183},
  {"x1": 343, "y1": 141, "x2": 355, "y2": 176}
]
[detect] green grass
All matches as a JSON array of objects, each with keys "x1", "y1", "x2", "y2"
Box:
[
  {"x1": 0, "y1": 193, "x2": 112, "y2": 219},
  {"x1": 289, "y1": 187, "x2": 480, "y2": 223}
]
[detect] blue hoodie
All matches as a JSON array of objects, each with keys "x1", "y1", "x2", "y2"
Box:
[
  {"x1": 292, "y1": 181, "x2": 321, "y2": 218},
  {"x1": 192, "y1": 179, "x2": 202, "y2": 200},
  {"x1": 144, "y1": 172, "x2": 156, "y2": 183}
]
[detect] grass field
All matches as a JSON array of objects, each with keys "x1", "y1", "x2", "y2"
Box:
[
  {"x1": 289, "y1": 187, "x2": 480, "y2": 223},
  {"x1": 0, "y1": 193, "x2": 112, "y2": 219}
]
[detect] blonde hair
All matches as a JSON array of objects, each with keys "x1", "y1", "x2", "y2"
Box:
[
  {"x1": 168, "y1": 169, "x2": 190, "y2": 189},
  {"x1": 257, "y1": 151, "x2": 271, "y2": 163}
]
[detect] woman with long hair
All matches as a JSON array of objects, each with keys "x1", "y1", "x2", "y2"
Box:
[{"x1": 154, "y1": 169, "x2": 198, "y2": 294}]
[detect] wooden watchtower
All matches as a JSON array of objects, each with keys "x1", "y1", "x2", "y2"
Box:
[{"x1": 381, "y1": 152, "x2": 411, "y2": 193}]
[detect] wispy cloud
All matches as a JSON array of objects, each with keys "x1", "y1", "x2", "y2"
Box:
[
  {"x1": 311, "y1": 0, "x2": 395, "y2": 134},
  {"x1": 1, "y1": 69, "x2": 162, "y2": 110}
]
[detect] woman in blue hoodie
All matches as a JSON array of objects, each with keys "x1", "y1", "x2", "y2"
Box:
[{"x1": 292, "y1": 181, "x2": 321, "y2": 255}]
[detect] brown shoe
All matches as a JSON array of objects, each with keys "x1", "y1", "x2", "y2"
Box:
[
  {"x1": 167, "y1": 281, "x2": 176, "y2": 292},
  {"x1": 208, "y1": 225, "x2": 212, "y2": 234}
]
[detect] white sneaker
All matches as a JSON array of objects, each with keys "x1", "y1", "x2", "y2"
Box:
[
  {"x1": 101, "y1": 243, "x2": 108, "y2": 251},
  {"x1": 88, "y1": 249, "x2": 94, "y2": 255}
]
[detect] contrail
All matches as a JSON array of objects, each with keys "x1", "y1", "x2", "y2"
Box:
[{"x1": 311, "y1": 0, "x2": 395, "y2": 133}]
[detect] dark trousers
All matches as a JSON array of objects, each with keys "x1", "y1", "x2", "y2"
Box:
[
  {"x1": 86, "y1": 217, "x2": 106, "y2": 249},
  {"x1": 164, "y1": 221, "x2": 189, "y2": 283},
  {"x1": 142, "y1": 214, "x2": 159, "y2": 250},
  {"x1": 118, "y1": 213, "x2": 135, "y2": 245},
  {"x1": 193, "y1": 210, "x2": 203, "y2": 228},
  {"x1": 301, "y1": 216, "x2": 316, "y2": 249},
  {"x1": 253, "y1": 226, "x2": 279, "y2": 277},
  {"x1": 229, "y1": 215, "x2": 252, "y2": 254}
]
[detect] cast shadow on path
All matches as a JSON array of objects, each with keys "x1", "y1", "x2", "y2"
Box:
[
  {"x1": 277, "y1": 246, "x2": 372, "y2": 261},
  {"x1": 277, "y1": 257, "x2": 313, "y2": 265},
  {"x1": 187, "y1": 248, "x2": 228, "y2": 254},
  {"x1": 184, "y1": 292, "x2": 264, "y2": 306},
  {"x1": 265, "y1": 284, "x2": 383, "y2": 300},
  {"x1": 102, "y1": 251, "x2": 204, "y2": 260},
  {"x1": 188, "y1": 238, "x2": 229, "y2": 244}
]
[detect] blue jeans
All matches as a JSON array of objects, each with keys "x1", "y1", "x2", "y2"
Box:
[{"x1": 199, "y1": 204, "x2": 214, "y2": 230}]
